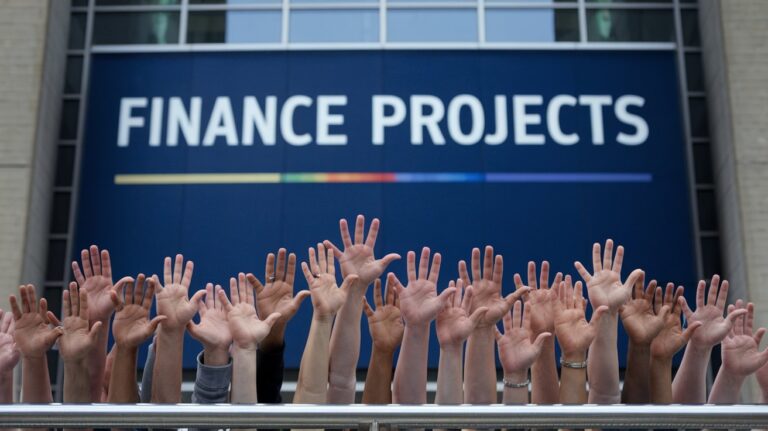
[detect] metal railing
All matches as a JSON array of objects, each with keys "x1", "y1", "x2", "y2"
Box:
[{"x1": 1, "y1": 404, "x2": 768, "y2": 429}]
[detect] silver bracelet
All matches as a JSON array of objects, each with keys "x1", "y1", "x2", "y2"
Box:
[
  {"x1": 560, "y1": 356, "x2": 588, "y2": 369},
  {"x1": 502, "y1": 377, "x2": 530, "y2": 388}
]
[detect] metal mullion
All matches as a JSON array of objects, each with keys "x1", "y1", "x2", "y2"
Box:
[
  {"x1": 578, "y1": 0, "x2": 587, "y2": 42},
  {"x1": 281, "y1": 0, "x2": 289, "y2": 45},
  {"x1": 67, "y1": 49, "x2": 86, "y2": 55},
  {"x1": 485, "y1": 3, "x2": 578, "y2": 9},
  {"x1": 179, "y1": 0, "x2": 188, "y2": 44},
  {"x1": 380, "y1": 0, "x2": 387, "y2": 44},
  {"x1": 62, "y1": 94, "x2": 81, "y2": 101},
  {"x1": 583, "y1": 3, "x2": 674, "y2": 9},
  {"x1": 187, "y1": 4, "x2": 284, "y2": 11},
  {"x1": 477, "y1": 0, "x2": 485, "y2": 44},
  {"x1": 59, "y1": 140, "x2": 77, "y2": 147},
  {"x1": 290, "y1": 3, "x2": 379, "y2": 10},
  {"x1": 92, "y1": 5, "x2": 182, "y2": 12},
  {"x1": 684, "y1": 46, "x2": 701, "y2": 53},
  {"x1": 388, "y1": 2, "x2": 476, "y2": 9}
]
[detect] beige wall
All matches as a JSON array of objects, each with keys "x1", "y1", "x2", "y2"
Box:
[
  {"x1": 699, "y1": 0, "x2": 768, "y2": 402},
  {"x1": 0, "y1": 0, "x2": 68, "y2": 311}
]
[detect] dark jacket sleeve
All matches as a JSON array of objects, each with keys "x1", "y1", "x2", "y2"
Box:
[
  {"x1": 256, "y1": 343, "x2": 285, "y2": 403},
  {"x1": 191, "y1": 351, "x2": 232, "y2": 403}
]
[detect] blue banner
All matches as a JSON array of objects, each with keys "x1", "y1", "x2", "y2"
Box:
[{"x1": 77, "y1": 50, "x2": 696, "y2": 368}]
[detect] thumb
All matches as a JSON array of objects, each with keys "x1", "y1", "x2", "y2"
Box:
[
  {"x1": 88, "y1": 321, "x2": 103, "y2": 340},
  {"x1": 340, "y1": 275, "x2": 360, "y2": 293},
  {"x1": 493, "y1": 326, "x2": 503, "y2": 342},
  {"x1": 533, "y1": 332, "x2": 552, "y2": 349},
  {"x1": 623, "y1": 269, "x2": 645, "y2": 292},
  {"x1": 45, "y1": 326, "x2": 64, "y2": 346},
  {"x1": 362, "y1": 297, "x2": 374, "y2": 318},
  {"x1": 292, "y1": 290, "x2": 311, "y2": 310},
  {"x1": 437, "y1": 286, "x2": 457, "y2": 306},
  {"x1": 682, "y1": 321, "x2": 703, "y2": 341},
  {"x1": 46, "y1": 311, "x2": 62, "y2": 327},
  {"x1": 264, "y1": 312, "x2": 282, "y2": 328},
  {"x1": 186, "y1": 320, "x2": 200, "y2": 339},
  {"x1": 468, "y1": 306, "x2": 489, "y2": 327},
  {"x1": 658, "y1": 304, "x2": 672, "y2": 321},
  {"x1": 377, "y1": 253, "x2": 401, "y2": 270},
  {"x1": 678, "y1": 296, "x2": 694, "y2": 320},
  {"x1": 589, "y1": 305, "x2": 609, "y2": 327},
  {"x1": 148, "y1": 315, "x2": 167, "y2": 334},
  {"x1": 726, "y1": 308, "x2": 748, "y2": 323}
]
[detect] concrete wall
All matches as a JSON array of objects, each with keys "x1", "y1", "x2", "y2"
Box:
[
  {"x1": 0, "y1": 0, "x2": 69, "y2": 309},
  {"x1": 699, "y1": 0, "x2": 768, "y2": 402}
]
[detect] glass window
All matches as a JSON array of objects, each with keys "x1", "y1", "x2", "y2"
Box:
[
  {"x1": 290, "y1": 10, "x2": 378, "y2": 43},
  {"x1": 486, "y1": 9, "x2": 578, "y2": 42},
  {"x1": 487, "y1": 0, "x2": 575, "y2": 3},
  {"x1": 686, "y1": 52, "x2": 704, "y2": 92},
  {"x1": 188, "y1": 11, "x2": 281, "y2": 43},
  {"x1": 55, "y1": 146, "x2": 76, "y2": 187},
  {"x1": 689, "y1": 96, "x2": 709, "y2": 138},
  {"x1": 93, "y1": 12, "x2": 180, "y2": 44},
  {"x1": 190, "y1": 0, "x2": 280, "y2": 3},
  {"x1": 96, "y1": 0, "x2": 180, "y2": 5},
  {"x1": 682, "y1": 9, "x2": 700, "y2": 46},
  {"x1": 693, "y1": 142, "x2": 713, "y2": 184},
  {"x1": 587, "y1": 0, "x2": 672, "y2": 2},
  {"x1": 293, "y1": 0, "x2": 377, "y2": 3},
  {"x1": 60, "y1": 101, "x2": 79, "y2": 140},
  {"x1": 72, "y1": 0, "x2": 87, "y2": 6},
  {"x1": 46, "y1": 240, "x2": 67, "y2": 282},
  {"x1": 701, "y1": 236, "x2": 722, "y2": 277},
  {"x1": 50, "y1": 192, "x2": 71, "y2": 235},
  {"x1": 69, "y1": 13, "x2": 86, "y2": 49},
  {"x1": 388, "y1": 9, "x2": 477, "y2": 42},
  {"x1": 64, "y1": 56, "x2": 83, "y2": 94},
  {"x1": 586, "y1": 9, "x2": 674, "y2": 42}
]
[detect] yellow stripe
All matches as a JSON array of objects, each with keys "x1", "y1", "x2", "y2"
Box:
[{"x1": 114, "y1": 173, "x2": 281, "y2": 185}]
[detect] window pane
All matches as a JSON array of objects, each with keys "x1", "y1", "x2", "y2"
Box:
[
  {"x1": 689, "y1": 96, "x2": 709, "y2": 138},
  {"x1": 686, "y1": 52, "x2": 703, "y2": 92},
  {"x1": 69, "y1": 13, "x2": 86, "y2": 49},
  {"x1": 64, "y1": 56, "x2": 83, "y2": 94},
  {"x1": 294, "y1": 0, "x2": 377, "y2": 2},
  {"x1": 190, "y1": 0, "x2": 279, "y2": 3},
  {"x1": 93, "y1": 12, "x2": 180, "y2": 44},
  {"x1": 72, "y1": 0, "x2": 87, "y2": 6},
  {"x1": 55, "y1": 146, "x2": 76, "y2": 187},
  {"x1": 701, "y1": 237, "x2": 722, "y2": 279},
  {"x1": 46, "y1": 240, "x2": 67, "y2": 282},
  {"x1": 388, "y1": 9, "x2": 477, "y2": 42},
  {"x1": 290, "y1": 10, "x2": 378, "y2": 43},
  {"x1": 50, "y1": 192, "x2": 71, "y2": 235},
  {"x1": 96, "y1": 0, "x2": 180, "y2": 5},
  {"x1": 60, "y1": 101, "x2": 79, "y2": 140},
  {"x1": 693, "y1": 142, "x2": 713, "y2": 184},
  {"x1": 188, "y1": 11, "x2": 281, "y2": 43},
  {"x1": 487, "y1": 0, "x2": 575, "y2": 3},
  {"x1": 587, "y1": 0, "x2": 671, "y2": 2},
  {"x1": 586, "y1": 9, "x2": 674, "y2": 42},
  {"x1": 486, "y1": 9, "x2": 578, "y2": 42},
  {"x1": 682, "y1": 9, "x2": 700, "y2": 46},
  {"x1": 697, "y1": 190, "x2": 717, "y2": 231}
]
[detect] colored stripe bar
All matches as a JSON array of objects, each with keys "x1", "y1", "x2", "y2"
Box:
[{"x1": 114, "y1": 172, "x2": 652, "y2": 185}]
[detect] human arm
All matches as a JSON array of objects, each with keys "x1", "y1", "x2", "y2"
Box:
[
  {"x1": 671, "y1": 276, "x2": 747, "y2": 403},
  {"x1": 553, "y1": 276, "x2": 607, "y2": 404},
  {"x1": 574, "y1": 239, "x2": 644, "y2": 404},
  {"x1": 708, "y1": 301, "x2": 768, "y2": 404},
  {"x1": 649, "y1": 284, "x2": 701, "y2": 404},
  {"x1": 151, "y1": 255, "x2": 206, "y2": 403},
  {"x1": 324, "y1": 216, "x2": 400, "y2": 403},
  {"x1": 10, "y1": 284, "x2": 62, "y2": 402},
  {"x1": 392, "y1": 248, "x2": 454, "y2": 404},
  {"x1": 362, "y1": 278, "x2": 404, "y2": 404},
  {"x1": 460, "y1": 247, "x2": 529, "y2": 404},
  {"x1": 619, "y1": 276, "x2": 668, "y2": 403},
  {"x1": 496, "y1": 301, "x2": 550, "y2": 404},
  {"x1": 0, "y1": 309, "x2": 20, "y2": 403}
]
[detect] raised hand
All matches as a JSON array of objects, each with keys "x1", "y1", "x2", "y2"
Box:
[
  {"x1": 72, "y1": 245, "x2": 116, "y2": 323},
  {"x1": 436, "y1": 279, "x2": 488, "y2": 347},
  {"x1": 0, "y1": 310, "x2": 19, "y2": 373},
  {"x1": 515, "y1": 261, "x2": 561, "y2": 335},
  {"x1": 650, "y1": 283, "x2": 701, "y2": 359},
  {"x1": 554, "y1": 276, "x2": 608, "y2": 359},
  {"x1": 187, "y1": 283, "x2": 232, "y2": 364},
  {"x1": 679, "y1": 275, "x2": 747, "y2": 348},
  {"x1": 301, "y1": 243, "x2": 355, "y2": 319},
  {"x1": 250, "y1": 249, "x2": 310, "y2": 331},
  {"x1": 495, "y1": 300, "x2": 551, "y2": 376},
  {"x1": 620, "y1": 274, "x2": 670, "y2": 345},
  {"x1": 47, "y1": 282, "x2": 103, "y2": 362},
  {"x1": 323, "y1": 215, "x2": 401, "y2": 293},
  {"x1": 391, "y1": 248, "x2": 454, "y2": 326},
  {"x1": 220, "y1": 273, "x2": 281, "y2": 350},
  {"x1": 9, "y1": 284, "x2": 62, "y2": 358},
  {"x1": 719, "y1": 300, "x2": 768, "y2": 376},
  {"x1": 574, "y1": 239, "x2": 644, "y2": 312},
  {"x1": 153, "y1": 255, "x2": 205, "y2": 332},
  {"x1": 459, "y1": 246, "x2": 529, "y2": 327},
  {"x1": 363, "y1": 278, "x2": 404, "y2": 354},
  {"x1": 111, "y1": 274, "x2": 166, "y2": 348}
]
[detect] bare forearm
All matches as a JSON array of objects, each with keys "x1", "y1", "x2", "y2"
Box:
[
  {"x1": 362, "y1": 348, "x2": 394, "y2": 404},
  {"x1": 464, "y1": 327, "x2": 497, "y2": 403},
  {"x1": 436, "y1": 345, "x2": 463, "y2": 405},
  {"x1": 21, "y1": 356, "x2": 52, "y2": 402},
  {"x1": 0, "y1": 372, "x2": 14, "y2": 403},
  {"x1": 393, "y1": 323, "x2": 429, "y2": 404},
  {"x1": 151, "y1": 328, "x2": 184, "y2": 403},
  {"x1": 622, "y1": 343, "x2": 651, "y2": 403},
  {"x1": 88, "y1": 319, "x2": 109, "y2": 401},
  {"x1": 531, "y1": 338, "x2": 558, "y2": 403},
  {"x1": 587, "y1": 314, "x2": 620, "y2": 403},
  {"x1": 231, "y1": 347, "x2": 258, "y2": 404},
  {"x1": 649, "y1": 356, "x2": 673, "y2": 404},
  {"x1": 672, "y1": 343, "x2": 711, "y2": 403},
  {"x1": 107, "y1": 346, "x2": 139, "y2": 403},
  {"x1": 708, "y1": 369, "x2": 744, "y2": 404},
  {"x1": 64, "y1": 361, "x2": 92, "y2": 403},
  {"x1": 559, "y1": 351, "x2": 587, "y2": 404},
  {"x1": 294, "y1": 316, "x2": 333, "y2": 404},
  {"x1": 502, "y1": 370, "x2": 528, "y2": 404},
  {"x1": 328, "y1": 297, "x2": 363, "y2": 403}
]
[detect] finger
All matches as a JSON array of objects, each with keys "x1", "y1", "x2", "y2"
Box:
[
  {"x1": 340, "y1": 275, "x2": 359, "y2": 295},
  {"x1": 461, "y1": 284, "x2": 474, "y2": 313},
  {"x1": 574, "y1": 261, "x2": 591, "y2": 282},
  {"x1": 754, "y1": 327, "x2": 767, "y2": 346},
  {"x1": 44, "y1": 326, "x2": 63, "y2": 346},
  {"x1": 514, "y1": 273, "x2": 524, "y2": 292},
  {"x1": 363, "y1": 297, "x2": 374, "y2": 317},
  {"x1": 89, "y1": 245, "x2": 102, "y2": 276},
  {"x1": 317, "y1": 243, "x2": 327, "y2": 274},
  {"x1": 436, "y1": 285, "x2": 456, "y2": 307},
  {"x1": 539, "y1": 261, "x2": 550, "y2": 290},
  {"x1": 148, "y1": 316, "x2": 167, "y2": 334},
  {"x1": 70, "y1": 281, "x2": 80, "y2": 316},
  {"x1": 79, "y1": 285, "x2": 89, "y2": 321},
  {"x1": 527, "y1": 261, "x2": 537, "y2": 290},
  {"x1": 492, "y1": 255, "x2": 503, "y2": 285},
  {"x1": 276, "y1": 248, "x2": 287, "y2": 280},
  {"x1": 613, "y1": 245, "x2": 624, "y2": 276},
  {"x1": 716, "y1": 279, "x2": 730, "y2": 310},
  {"x1": 143, "y1": 277, "x2": 158, "y2": 310},
  {"x1": 482, "y1": 246, "x2": 494, "y2": 281},
  {"x1": 72, "y1": 261, "x2": 86, "y2": 286},
  {"x1": 217, "y1": 287, "x2": 233, "y2": 312},
  {"x1": 707, "y1": 275, "x2": 720, "y2": 306},
  {"x1": 0, "y1": 311, "x2": 11, "y2": 333},
  {"x1": 458, "y1": 260, "x2": 471, "y2": 289},
  {"x1": 575, "y1": 279, "x2": 585, "y2": 308},
  {"x1": 27, "y1": 285, "x2": 38, "y2": 314},
  {"x1": 189, "y1": 289, "x2": 206, "y2": 311},
  {"x1": 623, "y1": 269, "x2": 645, "y2": 296},
  {"x1": 385, "y1": 277, "x2": 395, "y2": 306},
  {"x1": 240, "y1": 272, "x2": 253, "y2": 305},
  {"x1": 292, "y1": 290, "x2": 311, "y2": 310},
  {"x1": 46, "y1": 311, "x2": 61, "y2": 327},
  {"x1": 246, "y1": 274, "x2": 265, "y2": 296},
  {"x1": 533, "y1": 332, "x2": 552, "y2": 349},
  {"x1": 173, "y1": 254, "x2": 183, "y2": 285},
  {"x1": 602, "y1": 239, "x2": 614, "y2": 272},
  {"x1": 181, "y1": 260, "x2": 194, "y2": 289},
  {"x1": 352, "y1": 214, "x2": 365, "y2": 245},
  {"x1": 365, "y1": 218, "x2": 380, "y2": 248},
  {"x1": 263, "y1": 312, "x2": 282, "y2": 328},
  {"x1": 265, "y1": 253, "x2": 276, "y2": 283},
  {"x1": 9, "y1": 295, "x2": 22, "y2": 320},
  {"x1": 406, "y1": 251, "x2": 417, "y2": 282},
  {"x1": 134, "y1": 274, "x2": 146, "y2": 306},
  {"x1": 653, "y1": 285, "x2": 662, "y2": 315},
  {"x1": 101, "y1": 249, "x2": 112, "y2": 280},
  {"x1": 81, "y1": 249, "x2": 93, "y2": 278},
  {"x1": 373, "y1": 279, "x2": 383, "y2": 308},
  {"x1": 377, "y1": 253, "x2": 401, "y2": 272},
  {"x1": 726, "y1": 308, "x2": 748, "y2": 324},
  {"x1": 19, "y1": 286, "x2": 30, "y2": 314},
  {"x1": 339, "y1": 219, "x2": 353, "y2": 248},
  {"x1": 204, "y1": 283, "x2": 214, "y2": 310},
  {"x1": 235, "y1": 276, "x2": 245, "y2": 305},
  {"x1": 88, "y1": 320, "x2": 104, "y2": 340},
  {"x1": 163, "y1": 256, "x2": 172, "y2": 286},
  {"x1": 468, "y1": 306, "x2": 489, "y2": 327},
  {"x1": 471, "y1": 248, "x2": 481, "y2": 283},
  {"x1": 504, "y1": 287, "x2": 531, "y2": 308},
  {"x1": 123, "y1": 273, "x2": 135, "y2": 306},
  {"x1": 679, "y1": 296, "x2": 694, "y2": 320},
  {"x1": 323, "y1": 240, "x2": 343, "y2": 259},
  {"x1": 589, "y1": 305, "x2": 609, "y2": 326},
  {"x1": 552, "y1": 272, "x2": 563, "y2": 295},
  {"x1": 389, "y1": 273, "x2": 405, "y2": 296},
  {"x1": 286, "y1": 253, "x2": 297, "y2": 286},
  {"x1": 417, "y1": 247, "x2": 430, "y2": 280},
  {"x1": 428, "y1": 252, "x2": 441, "y2": 284},
  {"x1": 504, "y1": 304, "x2": 515, "y2": 332},
  {"x1": 230, "y1": 277, "x2": 239, "y2": 305},
  {"x1": 682, "y1": 321, "x2": 703, "y2": 341},
  {"x1": 63, "y1": 285, "x2": 72, "y2": 318},
  {"x1": 592, "y1": 242, "x2": 602, "y2": 273},
  {"x1": 301, "y1": 262, "x2": 315, "y2": 285},
  {"x1": 747, "y1": 302, "x2": 755, "y2": 335}
]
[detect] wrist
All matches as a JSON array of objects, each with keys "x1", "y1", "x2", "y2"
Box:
[
  {"x1": 561, "y1": 350, "x2": 587, "y2": 363},
  {"x1": 203, "y1": 346, "x2": 230, "y2": 366},
  {"x1": 371, "y1": 345, "x2": 396, "y2": 360},
  {"x1": 439, "y1": 343, "x2": 464, "y2": 356},
  {"x1": 158, "y1": 324, "x2": 186, "y2": 338},
  {"x1": 260, "y1": 323, "x2": 285, "y2": 351},
  {"x1": 232, "y1": 342, "x2": 258, "y2": 354},
  {"x1": 687, "y1": 341, "x2": 713, "y2": 356},
  {"x1": 503, "y1": 370, "x2": 529, "y2": 383},
  {"x1": 717, "y1": 367, "x2": 746, "y2": 386},
  {"x1": 629, "y1": 342, "x2": 651, "y2": 352},
  {"x1": 312, "y1": 313, "x2": 336, "y2": 324},
  {"x1": 404, "y1": 322, "x2": 430, "y2": 337}
]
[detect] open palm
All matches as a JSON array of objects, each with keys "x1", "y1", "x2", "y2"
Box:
[
  {"x1": 496, "y1": 301, "x2": 550, "y2": 373},
  {"x1": 0, "y1": 310, "x2": 19, "y2": 371},
  {"x1": 721, "y1": 301, "x2": 768, "y2": 376},
  {"x1": 575, "y1": 240, "x2": 643, "y2": 311},
  {"x1": 394, "y1": 248, "x2": 453, "y2": 326},
  {"x1": 364, "y1": 279, "x2": 404, "y2": 353},
  {"x1": 72, "y1": 246, "x2": 116, "y2": 322}
]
